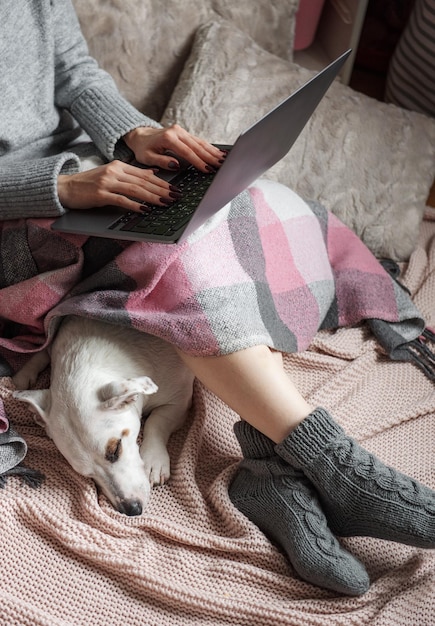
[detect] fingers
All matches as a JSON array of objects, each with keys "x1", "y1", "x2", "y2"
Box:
[
  {"x1": 159, "y1": 125, "x2": 227, "y2": 172},
  {"x1": 125, "y1": 125, "x2": 227, "y2": 172},
  {"x1": 159, "y1": 126, "x2": 225, "y2": 171},
  {"x1": 114, "y1": 166, "x2": 175, "y2": 206},
  {"x1": 58, "y1": 161, "x2": 182, "y2": 212},
  {"x1": 102, "y1": 163, "x2": 183, "y2": 212}
]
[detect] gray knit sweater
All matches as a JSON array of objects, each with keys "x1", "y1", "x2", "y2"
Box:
[{"x1": 0, "y1": 0, "x2": 161, "y2": 219}]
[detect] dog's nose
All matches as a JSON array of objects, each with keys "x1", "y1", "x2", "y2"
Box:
[{"x1": 119, "y1": 498, "x2": 143, "y2": 516}]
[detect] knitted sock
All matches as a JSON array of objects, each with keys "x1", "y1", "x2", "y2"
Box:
[
  {"x1": 229, "y1": 421, "x2": 370, "y2": 596},
  {"x1": 276, "y1": 408, "x2": 435, "y2": 548},
  {"x1": 0, "y1": 425, "x2": 27, "y2": 474},
  {"x1": 0, "y1": 401, "x2": 45, "y2": 489}
]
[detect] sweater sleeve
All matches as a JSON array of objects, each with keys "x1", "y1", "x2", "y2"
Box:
[
  {"x1": 0, "y1": 153, "x2": 80, "y2": 220},
  {"x1": 52, "y1": 0, "x2": 161, "y2": 161}
]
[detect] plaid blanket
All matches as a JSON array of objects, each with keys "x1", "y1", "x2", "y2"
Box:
[{"x1": 0, "y1": 179, "x2": 433, "y2": 377}]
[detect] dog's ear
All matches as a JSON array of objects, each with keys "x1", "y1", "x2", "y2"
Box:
[
  {"x1": 12, "y1": 389, "x2": 50, "y2": 428},
  {"x1": 99, "y1": 376, "x2": 158, "y2": 410}
]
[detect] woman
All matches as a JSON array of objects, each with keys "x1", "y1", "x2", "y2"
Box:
[{"x1": 1, "y1": 0, "x2": 434, "y2": 596}]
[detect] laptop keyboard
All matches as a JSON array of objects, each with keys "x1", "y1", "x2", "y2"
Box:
[{"x1": 109, "y1": 166, "x2": 215, "y2": 237}]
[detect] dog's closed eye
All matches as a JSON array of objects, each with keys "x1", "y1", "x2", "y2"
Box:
[
  {"x1": 105, "y1": 429, "x2": 130, "y2": 463},
  {"x1": 105, "y1": 437, "x2": 122, "y2": 463}
]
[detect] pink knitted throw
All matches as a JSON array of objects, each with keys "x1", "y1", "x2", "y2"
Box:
[{"x1": 0, "y1": 218, "x2": 434, "y2": 625}]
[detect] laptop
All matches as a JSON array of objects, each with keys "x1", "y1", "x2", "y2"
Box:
[{"x1": 52, "y1": 49, "x2": 351, "y2": 244}]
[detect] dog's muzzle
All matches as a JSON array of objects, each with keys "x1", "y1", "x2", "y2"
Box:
[{"x1": 118, "y1": 498, "x2": 143, "y2": 516}]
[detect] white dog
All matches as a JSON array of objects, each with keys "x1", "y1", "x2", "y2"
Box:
[{"x1": 13, "y1": 315, "x2": 194, "y2": 516}]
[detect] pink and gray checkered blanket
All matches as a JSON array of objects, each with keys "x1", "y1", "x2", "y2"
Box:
[{"x1": 0, "y1": 181, "x2": 433, "y2": 378}]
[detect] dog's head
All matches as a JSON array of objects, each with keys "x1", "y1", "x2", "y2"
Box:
[{"x1": 14, "y1": 376, "x2": 158, "y2": 516}]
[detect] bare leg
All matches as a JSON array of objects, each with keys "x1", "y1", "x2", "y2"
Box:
[
  {"x1": 178, "y1": 343, "x2": 435, "y2": 593},
  {"x1": 177, "y1": 344, "x2": 313, "y2": 443},
  {"x1": 178, "y1": 344, "x2": 370, "y2": 595}
]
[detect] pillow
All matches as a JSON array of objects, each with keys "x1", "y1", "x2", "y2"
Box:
[
  {"x1": 161, "y1": 19, "x2": 435, "y2": 261},
  {"x1": 72, "y1": 0, "x2": 298, "y2": 121}
]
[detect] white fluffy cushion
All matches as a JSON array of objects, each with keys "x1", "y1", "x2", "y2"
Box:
[
  {"x1": 161, "y1": 19, "x2": 435, "y2": 261},
  {"x1": 72, "y1": 0, "x2": 298, "y2": 121}
]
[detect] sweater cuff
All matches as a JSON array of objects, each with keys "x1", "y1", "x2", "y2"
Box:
[
  {"x1": 275, "y1": 408, "x2": 345, "y2": 469},
  {"x1": 70, "y1": 84, "x2": 162, "y2": 160},
  {"x1": 233, "y1": 420, "x2": 276, "y2": 459},
  {"x1": 0, "y1": 153, "x2": 81, "y2": 220}
]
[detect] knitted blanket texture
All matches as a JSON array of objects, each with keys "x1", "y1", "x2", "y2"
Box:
[{"x1": 0, "y1": 195, "x2": 434, "y2": 624}]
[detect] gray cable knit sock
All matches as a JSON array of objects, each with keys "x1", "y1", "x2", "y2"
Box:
[
  {"x1": 229, "y1": 421, "x2": 370, "y2": 596},
  {"x1": 276, "y1": 408, "x2": 435, "y2": 548},
  {"x1": 0, "y1": 425, "x2": 27, "y2": 474},
  {"x1": 0, "y1": 426, "x2": 45, "y2": 488}
]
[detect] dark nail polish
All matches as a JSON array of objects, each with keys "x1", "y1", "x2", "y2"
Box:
[
  {"x1": 168, "y1": 161, "x2": 180, "y2": 170},
  {"x1": 205, "y1": 165, "x2": 217, "y2": 173},
  {"x1": 169, "y1": 191, "x2": 182, "y2": 199},
  {"x1": 160, "y1": 197, "x2": 173, "y2": 205},
  {"x1": 170, "y1": 185, "x2": 181, "y2": 193}
]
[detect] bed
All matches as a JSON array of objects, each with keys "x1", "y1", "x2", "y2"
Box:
[{"x1": 0, "y1": 1, "x2": 434, "y2": 623}]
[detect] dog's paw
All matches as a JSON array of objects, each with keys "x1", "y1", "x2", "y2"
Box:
[
  {"x1": 12, "y1": 350, "x2": 50, "y2": 390},
  {"x1": 141, "y1": 445, "x2": 171, "y2": 487},
  {"x1": 12, "y1": 370, "x2": 38, "y2": 390}
]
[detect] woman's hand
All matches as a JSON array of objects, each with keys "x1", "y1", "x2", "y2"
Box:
[
  {"x1": 57, "y1": 160, "x2": 181, "y2": 212},
  {"x1": 123, "y1": 124, "x2": 226, "y2": 172},
  {"x1": 57, "y1": 125, "x2": 226, "y2": 212}
]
